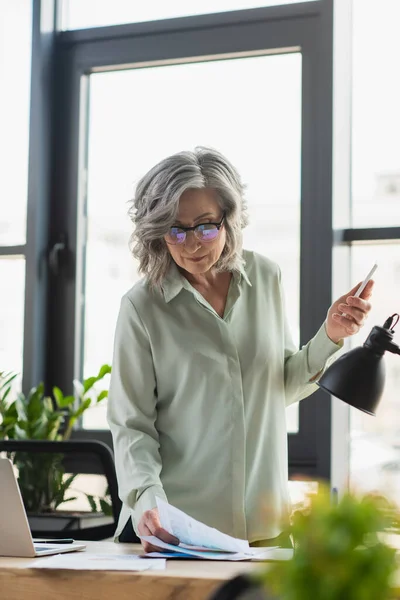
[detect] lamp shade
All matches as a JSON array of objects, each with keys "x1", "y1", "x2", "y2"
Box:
[
  {"x1": 318, "y1": 317, "x2": 400, "y2": 416},
  {"x1": 317, "y1": 346, "x2": 385, "y2": 415}
]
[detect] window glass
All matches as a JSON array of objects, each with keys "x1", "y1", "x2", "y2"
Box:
[
  {"x1": 352, "y1": 0, "x2": 400, "y2": 228},
  {"x1": 349, "y1": 244, "x2": 400, "y2": 503},
  {"x1": 62, "y1": 0, "x2": 317, "y2": 30},
  {"x1": 0, "y1": 257, "x2": 26, "y2": 376},
  {"x1": 0, "y1": 1, "x2": 32, "y2": 245},
  {"x1": 80, "y1": 53, "x2": 301, "y2": 431}
]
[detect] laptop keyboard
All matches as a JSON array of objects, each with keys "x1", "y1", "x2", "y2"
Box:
[{"x1": 34, "y1": 545, "x2": 58, "y2": 551}]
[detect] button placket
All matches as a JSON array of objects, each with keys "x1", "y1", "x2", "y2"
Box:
[
  {"x1": 190, "y1": 284, "x2": 247, "y2": 538},
  {"x1": 219, "y1": 321, "x2": 247, "y2": 539}
]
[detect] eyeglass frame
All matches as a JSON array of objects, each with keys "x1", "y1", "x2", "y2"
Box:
[{"x1": 165, "y1": 212, "x2": 226, "y2": 245}]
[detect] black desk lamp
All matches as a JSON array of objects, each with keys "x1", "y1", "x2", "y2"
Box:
[{"x1": 317, "y1": 313, "x2": 400, "y2": 415}]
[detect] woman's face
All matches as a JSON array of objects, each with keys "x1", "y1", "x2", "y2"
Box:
[{"x1": 165, "y1": 188, "x2": 226, "y2": 276}]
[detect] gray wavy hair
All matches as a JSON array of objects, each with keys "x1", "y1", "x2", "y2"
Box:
[{"x1": 129, "y1": 146, "x2": 249, "y2": 289}]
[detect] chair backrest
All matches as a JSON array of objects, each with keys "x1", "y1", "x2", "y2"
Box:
[{"x1": 0, "y1": 439, "x2": 121, "y2": 541}]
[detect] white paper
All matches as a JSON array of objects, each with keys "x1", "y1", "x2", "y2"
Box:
[
  {"x1": 28, "y1": 553, "x2": 166, "y2": 571},
  {"x1": 142, "y1": 539, "x2": 293, "y2": 561},
  {"x1": 141, "y1": 536, "x2": 253, "y2": 561},
  {"x1": 156, "y1": 497, "x2": 250, "y2": 553}
]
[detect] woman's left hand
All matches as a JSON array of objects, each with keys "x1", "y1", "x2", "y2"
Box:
[{"x1": 325, "y1": 279, "x2": 374, "y2": 344}]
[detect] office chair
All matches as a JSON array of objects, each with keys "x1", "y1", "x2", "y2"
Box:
[{"x1": 0, "y1": 439, "x2": 121, "y2": 541}]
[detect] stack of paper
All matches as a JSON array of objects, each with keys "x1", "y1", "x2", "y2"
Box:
[{"x1": 140, "y1": 498, "x2": 293, "y2": 561}]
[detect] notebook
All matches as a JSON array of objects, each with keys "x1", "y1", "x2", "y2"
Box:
[{"x1": 0, "y1": 457, "x2": 86, "y2": 557}]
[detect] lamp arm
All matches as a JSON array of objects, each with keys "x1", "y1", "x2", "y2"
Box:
[
  {"x1": 386, "y1": 341, "x2": 400, "y2": 355},
  {"x1": 378, "y1": 313, "x2": 400, "y2": 355}
]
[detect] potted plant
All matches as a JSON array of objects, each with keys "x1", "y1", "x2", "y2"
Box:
[{"x1": 0, "y1": 366, "x2": 112, "y2": 521}]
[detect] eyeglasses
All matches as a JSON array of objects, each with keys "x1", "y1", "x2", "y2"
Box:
[{"x1": 165, "y1": 213, "x2": 225, "y2": 245}]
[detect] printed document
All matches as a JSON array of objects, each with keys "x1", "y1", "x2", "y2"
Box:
[
  {"x1": 141, "y1": 535, "x2": 292, "y2": 561},
  {"x1": 156, "y1": 497, "x2": 250, "y2": 553},
  {"x1": 139, "y1": 498, "x2": 293, "y2": 561}
]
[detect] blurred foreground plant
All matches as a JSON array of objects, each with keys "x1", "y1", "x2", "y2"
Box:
[{"x1": 260, "y1": 485, "x2": 398, "y2": 600}]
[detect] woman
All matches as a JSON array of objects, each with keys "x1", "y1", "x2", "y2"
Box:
[{"x1": 107, "y1": 147, "x2": 373, "y2": 550}]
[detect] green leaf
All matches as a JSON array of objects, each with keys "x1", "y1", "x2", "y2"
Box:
[
  {"x1": 14, "y1": 423, "x2": 28, "y2": 440},
  {"x1": 2, "y1": 415, "x2": 17, "y2": 427},
  {"x1": 57, "y1": 394, "x2": 76, "y2": 409},
  {"x1": 97, "y1": 364, "x2": 111, "y2": 380},
  {"x1": 43, "y1": 396, "x2": 53, "y2": 412},
  {"x1": 59, "y1": 473, "x2": 78, "y2": 493},
  {"x1": 86, "y1": 494, "x2": 98, "y2": 512},
  {"x1": 0, "y1": 372, "x2": 18, "y2": 392},
  {"x1": 31, "y1": 417, "x2": 49, "y2": 440},
  {"x1": 100, "y1": 498, "x2": 113, "y2": 516},
  {"x1": 57, "y1": 496, "x2": 78, "y2": 505},
  {"x1": 0, "y1": 385, "x2": 11, "y2": 404},
  {"x1": 70, "y1": 398, "x2": 92, "y2": 420},
  {"x1": 27, "y1": 387, "x2": 45, "y2": 423},
  {"x1": 96, "y1": 390, "x2": 108, "y2": 403},
  {"x1": 29, "y1": 383, "x2": 44, "y2": 401},
  {"x1": 0, "y1": 420, "x2": 16, "y2": 437},
  {"x1": 50, "y1": 471, "x2": 78, "y2": 509},
  {"x1": 5, "y1": 401, "x2": 18, "y2": 420},
  {"x1": 52, "y1": 386, "x2": 64, "y2": 408},
  {"x1": 16, "y1": 393, "x2": 28, "y2": 421},
  {"x1": 83, "y1": 377, "x2": 97, "y2": 394}
]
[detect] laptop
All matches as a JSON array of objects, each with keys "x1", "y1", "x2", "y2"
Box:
[{"x1": 0, "y1": 457, "x2": 86, "y2": 557}]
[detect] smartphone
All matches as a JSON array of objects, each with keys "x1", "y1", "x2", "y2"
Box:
[
  {"x1": 354, "y1": 263, "x2": 378, "y2": 298},
  {"x1": 340, "y1": 263, "x2": 377, "y2": 317}
]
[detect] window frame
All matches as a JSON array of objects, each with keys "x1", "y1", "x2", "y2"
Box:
[
  {"x1": 25, "y1": 0, "x2": 343, "y2": 481},
  {"x1": 22, "y1": 0, "x2": 57, "y2": 391}
]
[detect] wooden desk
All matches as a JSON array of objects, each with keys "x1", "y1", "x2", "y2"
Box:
[{"x1": 0, "y1": 541, "x2": 262, "y2": 600}]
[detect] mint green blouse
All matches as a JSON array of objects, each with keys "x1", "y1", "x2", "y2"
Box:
[{"x1": 107, "y1": 250, "x2": 341, "y2": 542}]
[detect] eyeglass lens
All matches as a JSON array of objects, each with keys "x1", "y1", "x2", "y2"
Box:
[{"x1": 167, "y1": 224, "x2": 219, "y2": 244}]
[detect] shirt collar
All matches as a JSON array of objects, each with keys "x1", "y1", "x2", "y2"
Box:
[
  {"x1": 238, "y1": 262, "x2": 252, "y2": 288},
  {"x1": 162, "y1": 261, "x2": 185, "y2": 303},
  {"x1": 162, "y1": 258, "x2": 252, "y2": 304}
]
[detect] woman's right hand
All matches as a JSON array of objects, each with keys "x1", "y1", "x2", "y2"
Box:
[{"x1": 137, "y1": 508, "x2": 180, "y2": 553}]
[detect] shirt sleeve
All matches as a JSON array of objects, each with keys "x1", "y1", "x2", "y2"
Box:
[
  {"x1": 278, "y1": 269, "x2": 343, "y2": 407},
  {"x1": 107, "y1": 295, "x2": 167, "y2": 531}
]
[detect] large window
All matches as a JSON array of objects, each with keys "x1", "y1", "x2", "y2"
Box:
[
  {"x1": 61, "y1": 0, "x2": 318, "y2": 30},
  {"x1": 6, "y1": 0, "x2": 399, "y2": 491},
  {"x1": 351, "y1": 0, "x2": 400, "y2": 229},
  {"x1": 0, "y1": 1, "x2": 32, "y2": 376},
  {"x1": 349, "y1": 0, "x2": 400, "y2": 501},
  {"x1": 47, "y1": 2, "x2": 333, "y2": 479},
  {"x1": 0, "y1": 258, "x2": 26, "y2": 374},
  {"x1": 81, "y1": 53, "x2": 301, "y2": 431},
  {"x1": 349, "y1": 246, "x2": 400, "y2": 499}
]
